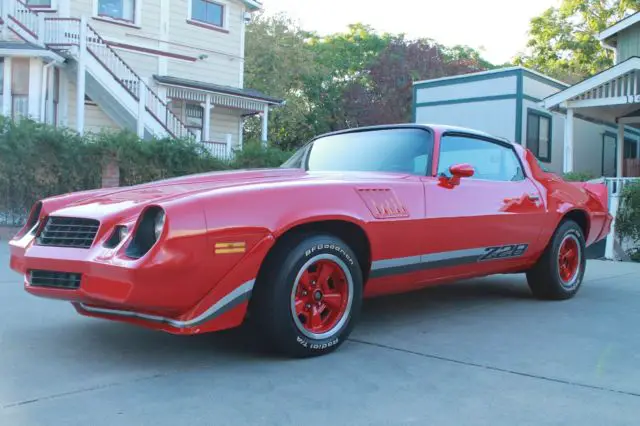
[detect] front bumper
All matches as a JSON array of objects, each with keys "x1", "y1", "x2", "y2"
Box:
[{"x1": 9, "y1": 230, "x2": 275, "y2": 334}]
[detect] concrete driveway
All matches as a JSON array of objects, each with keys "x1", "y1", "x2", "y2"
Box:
[{"x1": 1, "y1": 241, "x2": 639, "y2": 426}]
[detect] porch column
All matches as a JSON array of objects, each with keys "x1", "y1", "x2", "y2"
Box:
[
  {"x1": 203, "y1": 94, "x2": 211, "y2": 142},
  {"x1": 58, "y1": 69, "x2": 69, "y2": 127},
  {"x1": 563, "y1": 108, "x2": 574, "y2": 173},
  {"x1": 617, "y1": 121, "x2": 625, "y2": 178},
  {"x1": 76, "y1": 16, "x2": 87, "y2": 135},
  {"x1": 2, "y1": 57, "x2": 12, "y2": 117},
  {"x1": 28, "y1": 58, "x2": 43, "y2": 120},
  {"x1": 261, "y1": 104, "x2": 268, "y2": 145}
]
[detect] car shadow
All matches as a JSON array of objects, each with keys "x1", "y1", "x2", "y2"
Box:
[{"x1": 49, "y1": 274, "x2": 533, "y2": 366}]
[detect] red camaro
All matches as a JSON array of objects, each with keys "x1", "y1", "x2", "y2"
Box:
[{"x1": 9, "y1": 124, "x2": 613, "y2": 357}]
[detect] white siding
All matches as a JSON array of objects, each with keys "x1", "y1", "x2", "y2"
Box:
[
  {"x1": 167, "y1": 0, "x2": 244, "y2": 87},
  {"x1": 210, "y1": 107, "x2": 240, "y2": 147},
  {"x1": 113, "y1": 49, "x2": 159, "y2": 82},
  {"x1": 66, "y1": 0, "x2": 244, "y2": 88},
  {"x1": 67, "y1": 79, "x2": 119, "y2": 133},
  {"x1": 416, "y1": 76, "x2": 517, "y2": 104},
  {"x1": 523, "y1": 75, "x2": 565, "y2": 100},
  {"x1": 573, "y1": 120, "x2": 610, "y2": 176},
  {"x1": 416, "y1": 99, "x2": 517, "y2": 142}
]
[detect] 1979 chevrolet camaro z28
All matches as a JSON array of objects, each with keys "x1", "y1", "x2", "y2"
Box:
[{"x1": 9, "y1": 124, "x2": 613, "y2": 357}]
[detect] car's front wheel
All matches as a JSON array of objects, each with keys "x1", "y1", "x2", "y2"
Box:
[
  {"x1": 250, "y1": 233, "x2": 363, "y2": 357},
  {"x1": 526, "y1": 219, "x2": 586, "y2": 300}
]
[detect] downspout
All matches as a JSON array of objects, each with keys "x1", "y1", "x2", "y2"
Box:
[{"x1": 41, "y1": 61, "x2": 55, "y2": 123}]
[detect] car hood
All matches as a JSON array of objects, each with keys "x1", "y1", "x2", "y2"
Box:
[{"x1": 46, "y1": 168, "x2": 410, "y2": 220}]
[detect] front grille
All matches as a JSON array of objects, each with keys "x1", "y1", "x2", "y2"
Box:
[
  {"x1": 36, "y1": 217, "x2": 100, "y2": 249},
  {"x1": 29, "y1": 270, "x2": 82, "y2": 290}
]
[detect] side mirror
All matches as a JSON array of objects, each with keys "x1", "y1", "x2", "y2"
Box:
[
  {"x1": 450, "y1": 163, "x2": 475, "y2": 178},
  {"x1": 439, "y1": 163, "x2": 475, "y2": 188}
]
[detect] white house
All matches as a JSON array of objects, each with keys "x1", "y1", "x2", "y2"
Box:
[{"x1": 0, "y1": 0, "x2": 283, "y2": 158}]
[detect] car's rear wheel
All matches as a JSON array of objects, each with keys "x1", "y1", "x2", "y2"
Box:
[
  {"x1": 526, "y1": 219, "x2": 586, "y2": 300},
  {"x1": 250, "y1": 233, "x2": 363, "y2": 357}
]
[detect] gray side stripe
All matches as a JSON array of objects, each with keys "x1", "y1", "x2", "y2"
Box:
[
  {"x1": 78, "y1": 279, "x2": 255, "y2": 329},
  {"x1": 370, "y1": 245, "x2": 528, "y2": 279}
]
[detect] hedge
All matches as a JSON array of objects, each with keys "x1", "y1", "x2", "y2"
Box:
[
  {"x1": 0, "y1": 117, "x2": 293, "y2": 226},
  {"x1": 616, "y1": 181, "x2": 640, "y2": 262}
]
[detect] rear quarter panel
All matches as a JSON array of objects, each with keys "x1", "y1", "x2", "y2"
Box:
[{"x1": 523, "y1": 149, "x2": 610, "y2": 247}]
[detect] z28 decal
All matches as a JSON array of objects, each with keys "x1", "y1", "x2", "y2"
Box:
[{"x1": 478, "y1": 244, "x2": 529, "y2": 261}]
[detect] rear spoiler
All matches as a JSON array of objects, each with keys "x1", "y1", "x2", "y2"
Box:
[{"x1": 569, "y1": 178, "x2": 609, "y2": 210}]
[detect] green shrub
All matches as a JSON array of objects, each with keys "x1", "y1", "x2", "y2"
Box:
[
  {"x1": 0, "y1": 118, "x2": 295, "y2": 226},
  {"x1": 616, "y1": 181, "x2": 640, "y2": 261},
  {"x1": 0, "y1": 117, "x2": 100, "y2": 225},
  {"x1": 88, "y1": 130, "x2": 229, "y2": 186},
  {"x1": 230, "y1": 140, "x2": 293, "y2": 169},
  {"x1": 562, "y1": 171, "x2": 598, "y2": 182}
]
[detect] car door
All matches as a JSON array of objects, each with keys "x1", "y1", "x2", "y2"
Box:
[{"x1": 420, "y1": 131, "x2": 547, "y2": 280}]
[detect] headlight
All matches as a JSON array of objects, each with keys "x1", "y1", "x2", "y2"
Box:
[
  {"x1": 125, "y1": 206, "x2": 166, "y2": 259},
  {"x1": 154, "y1": 210, "x2": 165, "y2": 239}
]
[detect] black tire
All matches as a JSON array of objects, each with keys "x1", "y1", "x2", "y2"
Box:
[
  {"x1": 526, "y1": 219, "x2": 586, "y2": 300},
  {"x1": 250, "y1": 233, "x2": 363, "y2": 358}
]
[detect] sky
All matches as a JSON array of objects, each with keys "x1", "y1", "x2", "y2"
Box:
[{"x1": 262, "y1": 0, "x2": 561, "y2": 65}]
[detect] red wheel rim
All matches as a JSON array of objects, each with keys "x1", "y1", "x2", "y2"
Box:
[
  {"x1": 558, "y1": 235, "x2": 580, "y2": 286},
  {"x1": 292, "y1": 258, "x2": 351, "y2": 337}
]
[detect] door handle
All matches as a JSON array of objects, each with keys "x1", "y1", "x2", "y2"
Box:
[{"x1": 527, "y1": 193, "x2": 540, "y2": 201}]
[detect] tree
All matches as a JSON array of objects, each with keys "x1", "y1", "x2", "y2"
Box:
[
  {"x1": 345, "y1": 38, "x2": 492, "y2": 126},
  {"x1": 243, "y1": 12, "x2": 322, "y2": 149},
  {"x1": 303, "y1": 24, "x2": 395, "y2": 133},
  {"x1": 514, "y1": 0, "x2": 640, "y2": 83},
  {"x1": 243, "y1": 12, "x2": 494, "y2": 150}
]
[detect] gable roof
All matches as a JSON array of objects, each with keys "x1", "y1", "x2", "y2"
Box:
[
  {"x1": 153, "y1": 75, "x2": 284, "y2": 104},
  {"x1": 599, "y1": 11, "x2": 640, "y2": 46},
  {"x1": 540, "y1": 56, "x2": 640, "y2": 109}
]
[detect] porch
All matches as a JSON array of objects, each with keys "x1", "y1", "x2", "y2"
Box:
[
  {"x1": 155, "y1": 75, "x2": 283, "y2": 160},
  {"x1": 541, "y1": 57, "x2": 640, "y2": 178},
  {"x1": 541, "y1": 59, "x2": 640, "y2": 261}
]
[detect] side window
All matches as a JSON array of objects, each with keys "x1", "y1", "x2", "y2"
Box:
[{"x1": 437, "y1": 134, "x2": 524, "y2": 182}]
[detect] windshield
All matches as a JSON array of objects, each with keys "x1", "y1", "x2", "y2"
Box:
[{"x1": 281, "y1": 127, "x2": 433, "y2": 175}]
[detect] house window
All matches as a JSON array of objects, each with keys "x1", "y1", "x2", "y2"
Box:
[
  {"x1": 191, "y1": 0, "x2": 224, "y2": 28},
  {"x1": 526, "y1": 109, "x2": 552, "y2": 163},
  {"x1": 98, "y1": 0, "x2": 135, "y2": 22},
  {"x1": 185, "y1": 103, "x2": 204, "y2": 141},
  {"x1": 624, "y1": 138, "x2": 639, "y2": 159},
  {"x1": 11, "y1": 58, "x2": 30, "y2": 120},
  {"x1": 26, "y1": 0, "x2": 52, "y2": 7}
]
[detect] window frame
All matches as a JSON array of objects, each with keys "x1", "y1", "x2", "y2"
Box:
[
  {"x1": 25, "y1": 0, "x2": 57, "y2": 11},
  {"x1": 437, "y1": 131, "x2": 527, "y2": 183},
  {"x1": 93, "y1": 0, "x2": 141, "y2": 27},
  {"x1": 187, "y1": 0, "x2": 230, "y2": 33},
  {"x1": 526, "y1": 108, "x2": 552, "y2": 163}
]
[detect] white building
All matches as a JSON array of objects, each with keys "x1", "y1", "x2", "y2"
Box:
[
  {"x1": 413, "y1": 66, "x2": 640, "y2": 178},
  {"x1": 0, "y1": 0, "x2": 283, "y2": 158}
]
